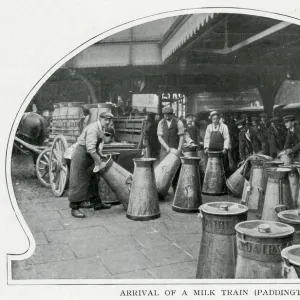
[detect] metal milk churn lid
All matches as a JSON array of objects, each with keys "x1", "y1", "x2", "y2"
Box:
[
  {"x1": 235, "y1": 220, "x2": 294, "y2": 278},
  {"x1": 196, "y1": 202, "x2": 248, "y2": 279},
  {"x1": 281, "y1": 245, "x2": 300, "y2": 278},
  {"x1": 278, "y1": 210, "x2": 300, "y2": 244},
  {"x1": 200, "y1": 202, "x2": 249, "y2": 235}
]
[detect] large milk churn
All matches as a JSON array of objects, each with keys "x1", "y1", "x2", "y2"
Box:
[
  {"x1": 202, "y1": 151, "x2": 227, "y2": 195},
  {"x1": 182, "y1": 144, "x2": 198, "y2": 157},
  {"x1": 243, "y1": 158, "x2": 265, "y2": 211},
  {"x1": 281, "y1": 245, "x2": 300, "y2": 278},
  {"x1": 172, "y1": 157, "x2": 202, "y2": 213},
  {"x1": 99, "y1": 153, "x2": 121, "y2": 205},
  {"x1": 126, "y1": 158, "x2": 160, "y2": 221},
  {"x1": 281, "y1": 165, "x2": 300, "y2": 207},
  {"x1": 196, "y1": 202, "x2": 248, "y2": 279},
  {"x1": 261, "y1": 167, "x2": 295, "y2": 222},
  {"x1": 278, "y1": 210, "x2": 300, "y2": 244},
  {"x1": 98, "y1": 155, "x2": 132, "y2": 210},
  {"x1": 154, "y1": 148, "x2": 181, "y2": 198},
  {"x1": 256, "y1": 160, "x2": 284, "y2": 219},
  {"x1": 235, "y1": 220, "x2": 294, "y2": 278},
  {"x1": 226, "y1": 163, "x2": 245, "y2": 198}
]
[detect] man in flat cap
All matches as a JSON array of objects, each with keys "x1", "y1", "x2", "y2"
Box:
[
  {"x1": 157, "y1": 106, "x2": 186, "y2": 161},
  {"x1": 204, "y1": 111, "x2": 230, "y2": 154},
  {"x1": 267, "y1": 116, "x2": 286, "y2": 158},
  {"x1": 283, "y1": 115, "x2": 300, "y2": 162},
  {"x1": 68, "y1": 111, "x2": 114, "y2": 218}
]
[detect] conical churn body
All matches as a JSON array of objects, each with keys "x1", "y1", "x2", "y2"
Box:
[
  {"x1": 202, "y1": 151, "x2": 227, "y2": 195},
  {"x1": 126, "y1": 158, "x2": 160, "y2": 221},
  {"x1": 98, "y1": 156, "x2": 132, "y2": 210},
  {"x1": 281, "y1": 245, "x2": 300, "y2": 278},
  {"x1": 235, "y1": 220, "x2": 294, "y2": 278},
  {"x1": 196, "y1": 202, "x2": 248, "y2": 279},
  {"x1": 281, "y1": 165, "x2": 300, "y2": 208},
  {"x1": 226, "y1": 163, "x2": 245, "y2": 198},
  {"x1": 154, "y1": 148, "x2": 181, "y2": 198},
  {"x1": 256, "y1": 160, "x2": 283, "y2": 219},
  {"x1": 261, "y1": 168, "x2": 295, "y2": 222},
  {"x1": 172, "y1": 157, "x2": 202, "y2": 213}
]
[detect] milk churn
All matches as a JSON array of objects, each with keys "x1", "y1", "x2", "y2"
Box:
[
  {"x1": 202, "y1": 151, "x2": 227, "y2": 195},
  {"x1": 256, "y1": 160, "x2": 284, "y2": 219},
  {"x1": 154, "y1": 148, "x2": 181, "y2": 198},
  {"x1": 126, "y1": 158, "x2": 160, "y2": 221},
  {"x1": 278, "y1": 210, "x2": 300, "y2": 244},
  {"x1": 97, "y1": 155, "x2": 132, "y2": 210},
  {"x1": 235, "y1": 220, "x2": 294, "y2": 278},
  {"x1": 281, "y1": 165, "x2": 300, "y2": 207},
  {"x1": 196, "y1": 202, "x2": 248, "y2": 279},
  {"x1": 226, "y1": 163, "x2": 245, "y2": 198},
  {"x1": 281, "y1": 245, "x2": 300, "y2": 278},
  {"x1": 261, "y1": 167, "x2": 295, "y2": 222},
  {"x1": 182, "y1": 145, "x2": 198, "y2": 157},
  {"x1": 172, "y1": 157, "x2": 202, "y2": 213},
  {"x1": 99, "y1": 153, "x2": 121, "y2": 205},
  {"x1": 197, "y1": 149, "x2": 206, "y2": 185},
  {"x1": 242, "y1": 158, "x2": 265, "y2": 211}
]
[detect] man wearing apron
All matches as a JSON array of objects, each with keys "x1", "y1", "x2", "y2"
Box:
[
  {"x1": 283, "y1": 115, "x2": 300, "y2": 162},
  {"x1": 68, "y1": 112, "x2": 114, "y2": 218},
  {"x1": 157, "y1": 107, "x2": 185, "y2": 193},
  {"x1": 204, "y1": 111, "x2": 230, "y2": 154}
]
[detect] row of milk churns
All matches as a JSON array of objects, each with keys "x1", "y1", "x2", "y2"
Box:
[
  {"x1": 95, "y1": 147, "x2": 204, "y2": 221},
  {"x1": 196, "y1": 202, "x2": 300, "y2": 279}
]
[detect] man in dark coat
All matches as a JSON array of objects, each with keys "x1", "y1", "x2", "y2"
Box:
[
  {"x1": 143, "y1": 112, "x2": 160, "y2": 159},
  {"x1": 185, "y1": 114, "x2": 200, "y2": 145},
  {"x1": 257, "y1": 113, "x2": 270, "y2": 155},
  {"x1": 283, "y1": 115, "x2": 300, "y2": 162},
  {"x1": 268, "y1": 116, "x2": 286, "y2": 159},
  {"x1": 237, "y1": 118, "x2": 263, "y2": 166},
  {"x1": 250, "y1": 117, "x2": 263, "y2": 154}
]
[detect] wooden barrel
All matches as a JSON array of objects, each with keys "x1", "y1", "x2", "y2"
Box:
[{"x1": 83, "y1": 103, "x2": 112, "y2": 125}]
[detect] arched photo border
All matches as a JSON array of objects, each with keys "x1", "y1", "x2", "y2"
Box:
[{"x1": 6, "y1": 6, "x2": 300, "y2": 285}]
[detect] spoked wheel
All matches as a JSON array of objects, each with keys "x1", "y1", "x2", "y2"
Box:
[
  {"x1": 36, "y1": 148, "x2": 50, "y2": 187},
  {"x1": 49, "y1": 135, "x2": 69, "y2": 197}
]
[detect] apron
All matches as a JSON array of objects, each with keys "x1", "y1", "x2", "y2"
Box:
[{"x1": 208, "y1": 130, "x2": 224, "y2": 151}]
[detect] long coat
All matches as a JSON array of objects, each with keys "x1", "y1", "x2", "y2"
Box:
[
  {"x1": 268, "y1": 123, "x2": 286, "y2": 158},
  {"x1": 284, "y1": 124, "x2": 300, "y2": 161}
]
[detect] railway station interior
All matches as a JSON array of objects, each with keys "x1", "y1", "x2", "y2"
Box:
[{"x1": 11, "y1": 12, "x2": 300, "y2": 280}]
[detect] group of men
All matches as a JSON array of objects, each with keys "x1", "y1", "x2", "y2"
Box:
[{"x1": 67, "y1": 105, "x2": 300, "y2": 219}]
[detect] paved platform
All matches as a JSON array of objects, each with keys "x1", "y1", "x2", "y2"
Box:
[{"x1": 12, "y1": 186, "x2": 252, "y2": 280}]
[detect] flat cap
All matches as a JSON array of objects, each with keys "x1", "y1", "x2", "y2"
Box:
[
  {"x1": 259, "y1": 113, "x2": 268, "y2": 118},
  {"x1": 100, "y1": 112, "x2": 114, "y2": 119},
  {"x1": 236, "y1": 118, "x2": 246, "y2": 127},
  {"x1": 162, "y1": 107, "x2": 174, "y2": 114},
  {"x1": 251, "y1": 116, "x2": 259, "y2": 122},
  {"x1": 186, "y1": 113, "x2": 195, "y2": 118},
  {"x1": 209, "y1": 110, "x2": 220, "y2": 119},
  {"x1": 283, "y1": 115, "x2": 295, "y2": 122}
]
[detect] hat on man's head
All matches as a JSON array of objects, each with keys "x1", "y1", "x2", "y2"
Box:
[
  {"x1": 259, "y1": 113, "x2": 268, "y2": 118},
  {"x1": 162, "y1": 107, "x2": 174, "y2": 114},
  {"x1": 100, "y1": 112, "x2": 114, "y2": 119},
  {"x1": 186, "y1": 113, "x2": 195, "y2": 119},
  {"x1": 209, "y1": 111, "x2": 220, "y2": 119},
  {"x1": 283, "y1": 115, "x2": 296, "y2": 122},
  {"x1": 251, "y1": 116, "x2": 259, "y2": 122},
  {"x1": 236, "y1": 118, "x2": 246, "y2": 128}
]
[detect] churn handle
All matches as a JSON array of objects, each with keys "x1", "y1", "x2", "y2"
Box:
[
  {"x1": 276, "y1": 179, "x2": 287, "y2": 213},
  {"x1": 282, "y1": 257, "x2": 299, "y2": 279}
]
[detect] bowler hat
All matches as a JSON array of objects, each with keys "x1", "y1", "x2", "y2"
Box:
[
  {"x1": 251, "y1": 116, "x2": 259, "y2": 122},
  {"x1": 186, "y1": 113, "x2": 195, "y2": 118},
  {"x1": 162, "y1": 107, "x2": 174, "y2": 114},
  {"x1": 236, "y1": 118, "x2": 246, "y2": 127}
]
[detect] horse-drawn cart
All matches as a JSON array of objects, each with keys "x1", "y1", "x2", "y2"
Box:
[{"x1": 14, "y1": 102, "x2": 146, "y2": 197}]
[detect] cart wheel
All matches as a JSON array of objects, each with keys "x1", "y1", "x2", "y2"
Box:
[
  {"x1": 36, "y1": 148, "x2": 50, "y2": 187},
  {"x1": 49, "y1": 135, "x2": 69, "y2": 197}
]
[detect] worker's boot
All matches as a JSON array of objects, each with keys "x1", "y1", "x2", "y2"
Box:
[
  {"x1": 71, "y1": 209, "x2": 85, "y2": 218},
  {"x1": 80, "y1": 201, "x2": 94, "y2": 209},
  {"x1": 94, "y1": 202, "x2": 111, "y2": 210}
]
